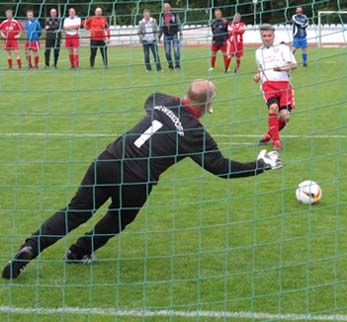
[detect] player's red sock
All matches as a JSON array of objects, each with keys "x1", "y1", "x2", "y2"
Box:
[
  {"x1": 236, "y1": 58, "x2": 241, "y2": 70},
  {"x1": 69, "y1": 54, "x2": 74, "y2": 67},
  {"x1": 27, "y1": 55, "x2": 32, "y2": 67},
  {"x1": 223, "y1": 55, "x2": 229, "y2": 69},
  {"x1": 34, "y1": 56, "x2": 39, "y2": 68},
  {"x1": 8, "y1": 58, "x2": 13, "y2": 68},
  {"x1": 268, "y1": 112, "x2": 280, "y2": 141},
  {"x1": 74, "y1": 54, "x2": 79, "y2": 68},
  {"x1": 278, "y1": 118, "x2": 288, "y2": 132},
  {"x1": 17, "y1": 58, "x2": 22, "y2": 68},
  {"x1": 211, "y1": 55, "x2": 216, "y2": 68}
]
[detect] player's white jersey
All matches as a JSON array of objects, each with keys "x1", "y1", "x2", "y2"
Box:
[
  {"x1": 255, "y1": 43, "x2": 296, "y2": 82},
  {"x1": 63, "y1": 16, "x2": 81, "y2": 35}
]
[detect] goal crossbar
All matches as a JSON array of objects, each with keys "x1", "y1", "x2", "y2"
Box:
[{"x1": 317, "y1": 10, "x2": 347, "y2": 47}]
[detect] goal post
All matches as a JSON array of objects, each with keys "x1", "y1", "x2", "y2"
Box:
[{"x1": 317, "y1": 10, "x2": 347, "y2": 47}]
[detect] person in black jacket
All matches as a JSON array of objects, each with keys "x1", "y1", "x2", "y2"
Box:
[
  {"x1": 208, "y1": 9, "x2": 228, "y2": 72},
  {"x1": 2, "y1": 80, "x2": 282, "y2": 279},
  {"x1": 159, "y1": 2, "x2": 182, "y2": 71},
  {"x1": 44, "y1": 8, "x2": 61, "y2": 69}
]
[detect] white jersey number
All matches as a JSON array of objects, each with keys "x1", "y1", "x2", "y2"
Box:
[{"x1": 134, "y1": 120, "x2": 163, "y2": 148}]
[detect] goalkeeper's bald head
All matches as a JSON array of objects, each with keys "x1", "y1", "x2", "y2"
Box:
[{"x1": 186, "y1": 80, "x2": 216, "y2": 116}]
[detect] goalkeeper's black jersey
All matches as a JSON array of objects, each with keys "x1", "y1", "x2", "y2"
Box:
[
  {"x1": 107, "y1": 93, "x2": 264, "y2": 183},
  {"x1": 211, "y1": 18, "x2": 228, "y2": 46}
]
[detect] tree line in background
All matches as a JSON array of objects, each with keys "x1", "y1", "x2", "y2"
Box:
[{"x1": 0, "y1": 0, "x2": 346, "y2": 25}]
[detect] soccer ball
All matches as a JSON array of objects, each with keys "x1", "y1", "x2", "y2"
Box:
[{"x1": 295, "y1": 180, "x2": 322, "y2": 205}]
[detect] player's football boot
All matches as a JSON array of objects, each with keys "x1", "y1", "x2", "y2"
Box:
[
  {"x1": 272, "y1": 140, "x2": 282, "y2": 151},
  {"x1": 259, "y1": 133, "x2": 271, "y2": 144},
  {"x1": 65, "y1": 245, "x2": 93, "y2": 264},
  {"x1": 2, "y1": 246, "x2": 35, "y2": 279}
]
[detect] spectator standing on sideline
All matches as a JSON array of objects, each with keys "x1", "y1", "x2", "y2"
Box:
[
  {"x1": 159, "y1": 2, "x2": 182, "y2": 71},
  {"x1": 0, "y1": 9, "x2": 23, "y2": 68},
  {"x1": 83, "y1": 7, "x2": 110, "y2": 69},
  {"x1": 137, "y1": 9, "x2": 162, "y2": 72},
  {"x1": 208, "y1": 8, "x2": 228, "y2": 72},
  {"x1": 44, "y1": 8, "x2": 61, "y2": 69},
  {"x1": 253, "y1": 24, "x2": 297, "y2": 151},
  {"x1": 63, "y1": 8, "x2": 81, "y2": 69},
  {"x1": 226, "y1": 13, "x2": 245, "y2": 73},
  {"x1": 25, "y1": 10, "x2": 41, "y2": 69},
  {"x1": 291, "y1": 6, "x2": 309, "y2": 67},
  {"x1": 2, "y1": 79, "x2": 282, "y2": 280}
]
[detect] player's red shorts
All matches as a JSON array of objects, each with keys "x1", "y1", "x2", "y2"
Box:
[
  {"x1": 211, "y1": 43, "x2": 227, "y2": 53},
  {"x1": 262, "y1": 81, "x2": 295, "y2": 109},
  {"x1": 4, "y1": 39, "x2": 19, "y2": 50},
  {"x1": 25, "y1": 41, "x2": 40, "y2": 51},
  {"x1": 65, "y1": 34, "x2": 80, "y2": 48},
  {"x1": 227, "y1": 40, "x2": 243, "y2": 57}
]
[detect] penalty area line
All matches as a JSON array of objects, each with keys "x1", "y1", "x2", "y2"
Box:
[
  {"x1": 0, "y1": 306, "x2": 347, "y2": 321},
  {"x1": 0, "y1": 133, "x2": 346, "y2": 139}
]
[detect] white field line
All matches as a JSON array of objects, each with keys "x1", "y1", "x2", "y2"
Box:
[
  {"x1": 0, "y1": 306, "x2": 347, "y2": 321},
  {"x1": 0, "y1": 132, "x2": 346, "y2": 139}
]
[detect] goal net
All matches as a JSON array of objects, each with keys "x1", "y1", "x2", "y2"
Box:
[
  {"x1": 0, "y1": 1, "x2": 346, "y2": 321},
  {"x1": 317, "y1": 10, "x2": 347, "y2": 47}
]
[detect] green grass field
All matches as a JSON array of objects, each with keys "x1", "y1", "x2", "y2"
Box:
[{"x1": 0, "y1": 45, "x2": 347, "y2": 322}]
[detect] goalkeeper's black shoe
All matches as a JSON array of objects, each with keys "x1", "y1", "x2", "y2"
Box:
[
  {"x1": 65, "y1": 246, "x2": 93, "y2": 264},
  {"x1": 2, "y1": 246, "x2": 35, "y2": 279}
]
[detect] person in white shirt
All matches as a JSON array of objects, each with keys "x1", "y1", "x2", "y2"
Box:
[
  {"x1": 137, "y1": 9, "x2": 162, "y2": 72},
  {"x1": 253, "y1": 24, "x2": 297, "y2": 151},
  {"x1": 63, "y1": 8, "x2": 81, "y2": 68}
]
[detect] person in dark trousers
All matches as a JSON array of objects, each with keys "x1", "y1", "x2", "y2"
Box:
[
  {"x1": 83, "y1": 7, "x2": 110, "y2": 68},
  {"x1": 138, "y1": 9, "x2": 162, "y2": 72},
  {"x1": 2, "y1": 80, "x2": 282, "y2": 280},
  {"x1": 159, "y1": 2, "x2": 182, "y2": 71},
  {"x1": 44, "y1": 8, "x2": 61, "y2": 69}
]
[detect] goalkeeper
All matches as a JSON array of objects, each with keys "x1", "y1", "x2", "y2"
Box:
[{"x1": 2, "y1": 80, "x2": 282, "y2": 279}]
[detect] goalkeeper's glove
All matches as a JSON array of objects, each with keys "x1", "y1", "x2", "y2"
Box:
[{"x1": 257, "y1": 149, "x2": 283, "y2": 170}]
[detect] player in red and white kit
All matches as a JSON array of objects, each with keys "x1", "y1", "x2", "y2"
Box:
[
  {"x1": 0, "y1": 9, "x2": 23, "y2": 68},
  {"x1": 63, "y1": 8, "x2": 81, "y2": 68},
  {"x1": 253, "y1": 24, "x2": 297, "y2": 151},
  {"x1": 226, "y1": 13, "x2": 245, "y2": 73}
]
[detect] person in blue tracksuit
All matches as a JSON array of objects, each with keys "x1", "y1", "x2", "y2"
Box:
[
  {"x1": 25, "y1": 10, "x2": 41, "y2": 68},
  {"x1": 291, "y1": 6, "x2": 309, "y2": 67}
]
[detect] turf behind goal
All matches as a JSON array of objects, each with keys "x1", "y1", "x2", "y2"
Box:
[{"x1": 0, "y1": 1, "x2": 347, "y2": 322}]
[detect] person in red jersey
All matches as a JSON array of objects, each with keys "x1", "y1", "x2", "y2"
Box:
[
  {"x1": 0, "y1": 9, "x2": 23, "y2": 68},
  {"x1": 253, "y1": 24, "x2": 297, "y2": 151},
  {"x1": 63, "y1": 8, "x2": 81, "y2": 68},
  {"x1": 226, "y1": 13, "x2": 245, "y2": 73},
  {"x1": 208, "y1": 9, "x2": 228, "y2": 72},
  {"x1": 83, "y1": 7, "x2": 110, "y2": 69}
]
